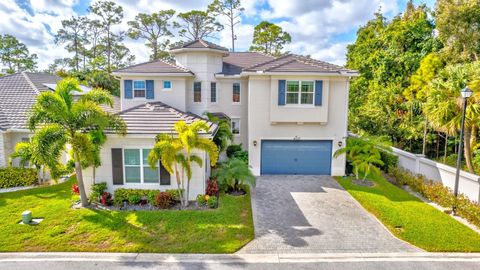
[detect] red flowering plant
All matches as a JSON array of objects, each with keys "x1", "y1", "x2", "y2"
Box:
[
  {"x1": 206, "y1": 179, "x2": 219, "y2": 196},
  {"x1": 72, "y1": 183, "x2": 80, "y2": 195},
  {"x1": 100, "y1": 192, "x2": 112, "y2": 206}
]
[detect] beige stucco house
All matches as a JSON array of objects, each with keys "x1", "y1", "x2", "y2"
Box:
[{"x1": 80, "y1": 39, "x2": 357, "y2": 199}]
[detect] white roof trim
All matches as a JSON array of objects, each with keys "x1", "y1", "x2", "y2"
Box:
[
  {"x1": 241, "y1": 71, "x2": 359, "y2": 77},
  {"x1": 111, "y1": 72, "x2": 194, "y2": 77},
  {"x1": 170, "y1": 48, "x2": 229, "y2": 55}
]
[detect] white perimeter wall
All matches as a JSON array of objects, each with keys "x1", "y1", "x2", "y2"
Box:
[{"x1": 392, "y1": 147, "x2": 480, "y2": 202}]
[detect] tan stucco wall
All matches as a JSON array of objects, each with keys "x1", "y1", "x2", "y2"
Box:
[
  {"x1": 82, "y1": 135, "x2": 209, "y2": 200},
  {"x1": 247, "y1": 76, "x2": 349, "y2": 176}
]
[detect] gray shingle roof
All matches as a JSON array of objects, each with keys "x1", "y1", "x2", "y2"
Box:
[
  {"x1": 221, "y1": 52, "x2": 275, "y2": 75},
  {"x1": 171, "y1": 39, "x2": 229, "y2": 52},
  {"x1": 117, "y1": 102, "x2": 217, "y2": 135},
  {"x1": 23, "y1": 72, "x2": 61, "y2": 92},
  {"x1": 113, "y1": 59, "x2": 193, "y2": 74},
  {"x1": 244, "y1": 54, "x2": 356, "y2": 74},
  {"x1": 0, "y1": 73, "x2": 42, "y2": 130}
]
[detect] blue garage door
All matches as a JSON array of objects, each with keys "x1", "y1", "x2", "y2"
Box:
[{"x1": 261, "y1": 140, "x2": 332, "y2": 175}]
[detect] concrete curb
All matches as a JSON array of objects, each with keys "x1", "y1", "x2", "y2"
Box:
[{"x1": 1, "y1": 252, "x2": 480, "y2": 264}]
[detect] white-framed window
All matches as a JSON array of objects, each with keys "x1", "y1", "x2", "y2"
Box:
[
  {"x1": 231, "y1": 118, "x2": 240, "y2": 135},
  {"x1": 233, "y1": 82, "x2": 240, "y2": 103},
  {"x1": 194, "y1": 81, "x2": 201, "y2": 103},
  {"x1": 123, "y1": 148, "x2": 159, "y2": 184},
  {"x1": 286, "y1": 81, "x2": 314, "y2": 105},
  {"x1": 133, "y1": 80, "x2": 146, "y2": 98},
  {"x1": 210, "y1": 82, "x2": 217, "y2": 103},
  {"x1": 163, "y1": 80, "x2": 172, "y2": 90}
]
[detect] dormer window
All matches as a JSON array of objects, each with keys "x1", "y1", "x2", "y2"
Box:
[{"x1": 133, "y1": 80, "x2": 146, "y2": 98}]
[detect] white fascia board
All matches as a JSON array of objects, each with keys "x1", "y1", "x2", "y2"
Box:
[
  {"x1": 214, "y1": 74, "x2": 244, "y2": 79},
  {"x1": 111, "y1": 72, "x2": 194, "y2": 77},
  {"x1": 170, "y1": 48, "x2": 229, "y2": 56},
  {"x1": 5, "y1": 129, "x2": 30, "y2": 133},
  {"x1": 241, "y1": 71, "x2": 359, "y2": 77},
  {"x1": 106, "y1": 133, "x2": 214, "y2": 139}
]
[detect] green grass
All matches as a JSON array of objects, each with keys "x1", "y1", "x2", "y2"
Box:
[
  {"x1": 337, "y1": 175, "x2": 480, "y2": 252},
  {"x1": 0, "y1": 179, "x2": 253, "y2": 253}
]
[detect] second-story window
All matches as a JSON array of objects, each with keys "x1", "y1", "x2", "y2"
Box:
[
  {"x1": 194, "y1": 82, "x2": 202, "y2": 102},
  {"x1": 233, "y1": 83, "x2": 240, "y2": 103},
  {"x1": 210, "y1": 82, "x2": 217, "y2": 103},
  {"x1": 163, "y1": 80, "x2": 172, "y2": 89},
  {"x1": 133, "y1": 80, "x2": 146, "y2": 98},
  {"x1": 286, "y1": 81, "x2": 314, "y2": 105}
]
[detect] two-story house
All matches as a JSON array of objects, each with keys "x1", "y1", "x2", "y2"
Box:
[{"x1": 82, "y1": 39, "x2": 357, "y2": 199}]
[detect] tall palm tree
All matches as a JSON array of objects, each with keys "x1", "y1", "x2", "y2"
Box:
[
  {"x1": 204, "y1": 112, "x2": 233, "y2": 153},
  {"x1": 424, "y1": 62, "x2": 480, "y2": 173},
  {"x1": 148, "y1": 120, "x2": 218, "y2": 207},
  {"x1": 28, "y1": 78, "x2": 126, "y2": 206}
]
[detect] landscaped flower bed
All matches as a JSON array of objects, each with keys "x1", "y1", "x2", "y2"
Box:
[{"x1": 86, "y1": 182, "x2": 220, "y2": 211}]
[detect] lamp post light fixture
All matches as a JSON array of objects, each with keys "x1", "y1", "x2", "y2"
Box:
[{"x1": 453, "y1": 86, "x2": 473, "y2": 215}]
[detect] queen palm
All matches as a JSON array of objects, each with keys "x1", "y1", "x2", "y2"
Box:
[
  {"x1": 148, "y1": 120, "x2": 218, "y2": 207},
  {"x1": 424, "y1": 62, "x2": 480, "y2": 173},
  {"x1": 28, "y1": 78, "x2": 126, "y2": 206}
]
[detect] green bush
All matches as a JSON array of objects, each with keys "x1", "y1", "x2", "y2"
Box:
[
  {"x1": 380, "y1": 151, "x2": 398, "y2": 173},
  {"x1": 128, "y1": 194, "x2": 142, "y2": 205},
  {"x1": 196, "y1": 194, "x2": 207, "y2": 206},
  {"x1": 389, "y1": 167, "x2": 480, "y2": 228},
  {"x1": 89, "y1": 182, "x2": 107, "y2": 202},
  {"x1": 226, "y1": 144, "x2": 243, "y2": 158},
  {"x1": 113, "y1": 188, "x2": 181, "y2": 206},
  {"x1": 0, "y1": 167, "x2": 37, "y2": 188},
  {"x1": 207, "y1": 196, "x2": 218, "y2": 209}
]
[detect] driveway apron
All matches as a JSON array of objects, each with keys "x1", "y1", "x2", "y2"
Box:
[{"x1": 239, "y1": 175, "x2": 420, "y2": 254}]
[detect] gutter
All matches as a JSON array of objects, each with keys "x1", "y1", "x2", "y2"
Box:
[{"x1": 111, "y1": 72, "x2": 194, "y2": 77}]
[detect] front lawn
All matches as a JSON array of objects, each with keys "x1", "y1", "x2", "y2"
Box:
[
  {"x1": 0, "y1": 179, "x2": 253, "y2": 253},
  {"x1": 337, "y1": 175, "x2": 480, "y2": 252}
]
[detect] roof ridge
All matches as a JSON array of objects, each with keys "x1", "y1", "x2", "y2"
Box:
[
  {"x1": 21, "y1": 72, "x2": 41, "y2": 95},
  {"x1": 244, "y1": 53, "x2": 293, "y2": 71},
  {"x1": 157, "y1": 58, "x2": 192, "y2": 73}
]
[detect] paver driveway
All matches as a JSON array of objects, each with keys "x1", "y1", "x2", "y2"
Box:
[{"x1": 239, "y1": 175, "x2": 420, "y2": 254}]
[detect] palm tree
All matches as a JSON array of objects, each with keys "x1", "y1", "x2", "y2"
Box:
[
  {"x1": 148, "y1": 120, "x2": 218, "y2": 207},
  {"x1": 212, "y1": 158, "x2": 255, "y2": 193},
  {"x1": 204, "y1": 112, "x2": 233, "y2": 153},
  {"x1": 334, "y1": 136, "x2": 390, "y2": 180},
  {"x1": 28, "y1": 78, "x2": 126, "y2": 206},
  {"x1": 424, "y1": 62, "x2": 480, "y2": 173}
]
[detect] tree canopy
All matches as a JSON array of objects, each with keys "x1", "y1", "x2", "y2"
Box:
[
  {"x1": 0, "y1": 34, "x2": 37, "y2": 74},
  {"x1": 176, "y1": 10, "x2": 224, "y2": 41},
  {"x1": 249, "y1": 21, "x2": 291, "y2": 56}
]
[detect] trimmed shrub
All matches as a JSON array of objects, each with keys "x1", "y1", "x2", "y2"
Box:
[
  {"x1": 226, "y1": 144, "x2": 243, "y2": 158},
  {"x1": 196, "y1": 194, "x2": 207, "y2": 206},
  {"x1": 0, "y1": 167, "x2": 37, "y2": 188},
  {"x1": 147, "y1": 190, "x2": 160, "y2": 206},
  {"x1": 89, "y1": 182, "x2": 107, "y2": 202},
  {"x1": 207, "y1": 196, "x2": 218, "y2": 209},
  {"x1": 128, "y1": 194, "x2": 142, "y2": 205},
  {"x1": 389, "y1": 167, "x2": 480, "y2": 228},
  {"x1": 380, "y1": 151, "x2": 398, "y2": 173},
  {"x1": 155, "y1": 192, "x2": 173, "y2": 209},
  {"x1": 206, "y1": 179, "x2": 219, "y2": 196},
  {"x1": 113, "y1": 188, "x2": 180, "y2": 206}
]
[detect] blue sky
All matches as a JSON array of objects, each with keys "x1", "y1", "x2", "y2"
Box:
[{"x1": 1, "y1": 0, "x2": 436, "y2": 70}]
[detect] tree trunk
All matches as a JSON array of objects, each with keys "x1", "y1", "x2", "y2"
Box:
[
  {"x1": 464, "y1": 128, "x2": 474, "y2": 173},
  {"x1": 422, "y1": 120, "x2": 428, "y2": 155},
  {"x1": 436, "y1": 132, "x2": 440, "y2": 159},
  {"x1": 444, "y1": 134, "x2": 448, "y2": 161},
  {"x1": 73, "y1": 151, "x2": 89, "y2": 207}
]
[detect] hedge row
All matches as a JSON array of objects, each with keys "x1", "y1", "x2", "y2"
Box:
[
  {"x1": 389, "y1": 167, "x2": 480, "y2": 228},
  {"x1": 113, "y1": 188, "x2": 181, "y2": 206},
  {"x1": 0, "y1": 167, "x2": 37, "y2": 189}
]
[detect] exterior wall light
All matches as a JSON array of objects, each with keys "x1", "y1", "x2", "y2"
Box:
[
  {"x1": 253, "y1": 140, "x2": 257, "y2": 147},
  {"x1": 338, "y1": 141, "x2": 343, "y2": 147}
]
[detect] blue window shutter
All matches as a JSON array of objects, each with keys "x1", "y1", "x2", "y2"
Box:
[
  {"x1": 124, "y1": 80, "x2": 133, "y2": 99},
  {"x1": 146, "y1": 80, "x2": 154, "y2": 99},
  {"x1": 278, "y1": 80, "x2": 286, "y2": 105},
  {"x1": 315, "y1": 80, "x2": 323, "y2": 106}
]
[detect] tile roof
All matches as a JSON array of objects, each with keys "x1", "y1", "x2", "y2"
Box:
[
  {"x1": 171, "y1": 39, "x2": 229, "y2": 52},
  {"x1": 244, "y1": 54, "x2": 356, "y2": 74},
  {"x1": 116, "y1": 102, "x2": 217, "y2": 135},
  {"x1": 221, "y1": 52, "x2": 275, "y2": 75},
  {"x1": 113, "y1": 59, "x2": 193, "y2": 74},
  {"x1": 0, "y1": 72, "x2": 120, "y2": 131}
]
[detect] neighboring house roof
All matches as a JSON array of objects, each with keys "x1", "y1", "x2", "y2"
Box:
[
  {"x1": 244, "y1": 54, "x2": 356, "y2": 74},
  {"x1": 221, "y1": 52, "x2": 275, "y2": 75},
  {"x1": 0, "y1": 72, "x2": 120, "y2": 131},
  {"x1": 113, "y1": 59, "x2": 193, "y2": 74},
  {"x1": 116, "y1": 102, "x2": 217, "y2": 135},
  {"x1": 171, "y1": 39, "x2": 229, "y2": 52}
]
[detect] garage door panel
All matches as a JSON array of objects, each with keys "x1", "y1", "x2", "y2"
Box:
[{"x1": 261, "y1": 140, "x2": 332, "y2": 175}]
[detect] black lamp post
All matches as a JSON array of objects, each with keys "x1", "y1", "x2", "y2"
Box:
[{"x1": 453, "y1": 86, "x2": 473, "y2": 215}]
